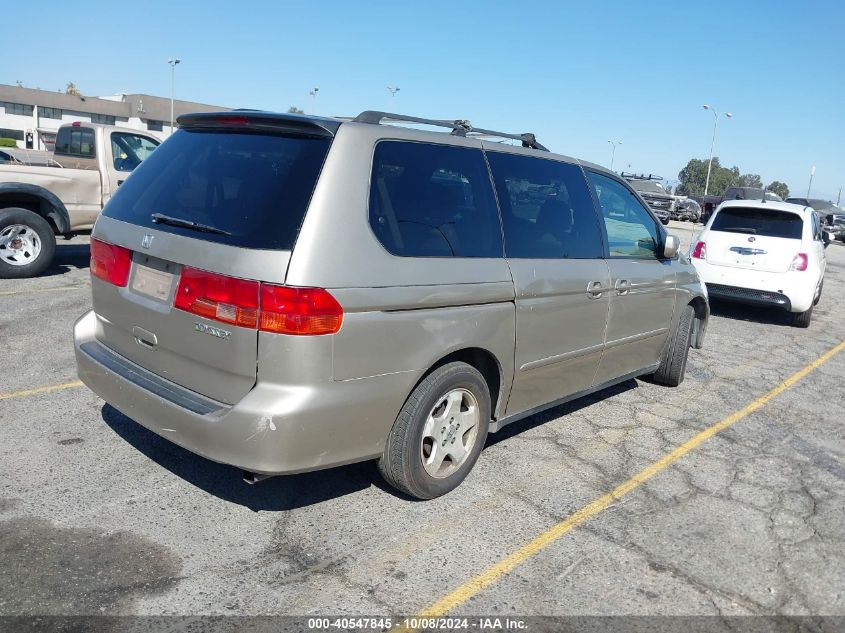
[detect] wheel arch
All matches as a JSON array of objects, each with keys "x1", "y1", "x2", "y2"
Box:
[
  {"x1": 0, "y1": 183, "x2": 70, "y2": 234},
  {"x1": 417, "y1": 347, "x2": 505, "y2": 420}
]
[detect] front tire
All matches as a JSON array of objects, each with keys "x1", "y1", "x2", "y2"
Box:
[
  {"x1": 652, "y1": 305, "x2": 694, "y2": 387},
  {"x1": 0, "y1": 207, "x2": 56, "y2": 278},
  {"x1": 378, "y1": 362, "x2": 491, "y2": 500}
]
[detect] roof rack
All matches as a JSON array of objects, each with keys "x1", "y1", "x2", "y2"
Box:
[
  {"x1": 620, "y1": 172, "x2": 663, "y2": 181},
  {"x1": 352, "y1": 111, "x2": 548, "y2": 151}
]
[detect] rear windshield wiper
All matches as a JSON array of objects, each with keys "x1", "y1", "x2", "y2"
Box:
[{"x1": 151, "y1": 212, "x2": 232, "y2": 236}]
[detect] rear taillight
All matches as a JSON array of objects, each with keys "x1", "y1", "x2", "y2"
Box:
[
  {"x1": 259, "y1": 285, "x2": 343, "y2": 335},
  {"x1": 173, "y1": 267, "x2": 342, "y2": 335},
  {"x1": 90, "y1": 238, "x2": 131, "y2": 286},
  {"x1": 175, "y1": 267, "x2": 259, "y2": 328},
  {"x1": 691, "y1": 241, "x2": 707, "y2": 259},
  {"x1": 789, "y1": 253, "x2": 808, "y2": 271}
]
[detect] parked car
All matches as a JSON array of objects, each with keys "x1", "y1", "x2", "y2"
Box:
[
  {"x1": 691, "y1": 200, "x2": 826, "y2": 327},
  {"x1": 0, "y1": 122, "x2": 160, "y2": 278},
  {"x1": 700, "y1": 187, "x2": 782, "y2": 224},
  {"x1": 74, "y1": 110, "x2": 709, "y2": 499}
]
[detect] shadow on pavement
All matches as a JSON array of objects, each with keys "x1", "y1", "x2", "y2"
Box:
[
  {"x1": 708, "y1": 299, "x2": 794, "y2": 327},
  {"x1": 487, "y1": 378, "x2": 638, "y2": 447},
  {"x1": 101, "y1": 404, "x2": 378, "y2": 512},
  {"x1": 41, "y1": 242, "x2": 90, "y2": 278}
]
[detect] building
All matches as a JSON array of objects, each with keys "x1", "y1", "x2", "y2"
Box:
[{"x1": 0, "y1": 84, "x2": 229, "y2": 150}]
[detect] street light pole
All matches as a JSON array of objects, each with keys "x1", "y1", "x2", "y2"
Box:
[
  {"x1": 167, "y1": 58, "x2": 181, "y2": 135},
  {"x1": 309, "y1": 87, "x2": 319, "y2": 114},
  {"x1": 702, "y1": 104, "x2": 732, "y2": 196},
  {"x1": 387, "y1": 86, "x2": 400, "y2": 98},
  {"x1": 607, "y1": 140, "x2": 622, "y2": 171},
  {"x1": 807, "y1": 166, "x2": 816, "y2": 197}
]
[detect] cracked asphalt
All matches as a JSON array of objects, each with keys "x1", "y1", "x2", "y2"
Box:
[{"x1": 1, "y1": 223, "x2": 843, "y2": 620}]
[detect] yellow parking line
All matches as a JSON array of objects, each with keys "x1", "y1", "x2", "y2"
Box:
[
  {"x1": 415, "y1": 339, "x2": 845, "y2": 618},
  {"x1": 0, "y1": 380, "x2": 84, "y2": 401},
  {"x1": 0, "y1": 285, "x2": 86, "y2": 296}
]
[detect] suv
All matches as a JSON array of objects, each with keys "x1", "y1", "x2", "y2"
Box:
[
  {"x1": 74, "y1": 110, "x2": 709, "y2": 499},
  {"x1": 691, "y1": 200, "x2": 826, "y2": 327}
]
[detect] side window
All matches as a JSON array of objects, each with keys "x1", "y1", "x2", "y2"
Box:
[
  {"x1": 110, "y1": 132, "x2": 159, "y2": 172},
  {"x1": 54, "y1": 127, "x2": 95, "y2": 158},
  {"x1": 588, "y1": 171, "x2": 661, "y2": 258},
  {"x1": 369, "y1": 141, "x2": 502, "y2": 257},
  {"x1": 486, "y1": 152, "x2": 603, "y2": 259}
]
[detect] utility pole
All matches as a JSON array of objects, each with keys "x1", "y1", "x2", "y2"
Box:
[{"x1": 807, "y1": 166, "x2": 815, "y2": 198}]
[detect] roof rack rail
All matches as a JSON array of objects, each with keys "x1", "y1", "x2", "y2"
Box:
[
  {"x1": 352, "y1": 111, "x2": 548, "y2": 151},
  {"x1": 620, "y1": 171, "x2": 663, "y2": 181}
]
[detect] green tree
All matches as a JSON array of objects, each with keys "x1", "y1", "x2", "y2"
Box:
[
  {"x1": 767, "y1": 181, "x2": 789, "y2": 199},
  {"x1": 677, "y1": 158, "x2": 739, "y2": 197},
  {"x1": 287, "y1": 106, "x2": 304, "y2": 114},
  {"x1": 735, "y1": 173, "x2": 762, "y2": 187}
]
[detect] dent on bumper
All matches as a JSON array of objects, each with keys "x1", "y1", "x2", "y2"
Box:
[{"x1": 74, "y1": 310, "x2": 409, "y2": 475}]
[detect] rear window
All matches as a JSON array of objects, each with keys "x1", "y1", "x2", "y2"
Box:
[
  {"x1": 711, "y1": 207, "x2": 803, "y2": 239},
  {"x1": 102, "y1": 129, "x2": 331, "y2": 249}
]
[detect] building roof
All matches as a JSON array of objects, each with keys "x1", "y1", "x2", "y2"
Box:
[{"x1": 0, "y1": 84, "x2": 229, "y2": 122}]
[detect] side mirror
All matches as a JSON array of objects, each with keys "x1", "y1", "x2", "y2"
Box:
[{"x1": 662, "y1": 234, "x2": 680, "y2": 259}]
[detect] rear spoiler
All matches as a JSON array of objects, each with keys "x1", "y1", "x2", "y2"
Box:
[{"x1": 177, "y1": 111, "x2": 340, "y2": 138}]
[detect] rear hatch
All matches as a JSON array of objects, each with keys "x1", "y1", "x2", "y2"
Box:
[
  {"x1": 705, "y1": 206, "x2": 804, "y2": 273},
  {"x1": 89, "y1": 113, "x2": 335, "y2": 404}
]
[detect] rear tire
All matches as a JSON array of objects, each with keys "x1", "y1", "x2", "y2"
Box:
[
  {"x1": 378, "y1": 362, "x2": 490, "y2": 500},
  {"x1": 0, "y1": 207, "x2": 56, "y2": 279},
  {"x1": 652, "y1": 305, "x2": 694, "y2": 387},
  {"x1": 792, "y1": 306, "x2": 812, "y2": 328}
]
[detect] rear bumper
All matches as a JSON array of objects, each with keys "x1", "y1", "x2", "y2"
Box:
[
  {"x1": 705, "y1": 283, "x2": 791, "y2": 311},
  {"x1": 692, "y1": 261, "x2": 817, "y2": 313},
  {"x1": 74, "y1": 310, "x2": 411, "y2": 475}
]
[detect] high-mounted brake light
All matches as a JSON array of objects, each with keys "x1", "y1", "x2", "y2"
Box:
[
  {"x1": 71, "y1": 121, "x2": 82, "y2": 127},
  {"x1": 175, "y1": 268, "x2": 259, "y2": 328},
  {"x1": 90, "y1": 238, "x2": 131, "y2": 286},
  {"x1": 259, "y1": 285, "x2": 343, "y2": 335},
  {"x1": 691, "y1": 241, "x2": 707, "y2": 259},
  {"x1": 214, "y1": 115, "x2": 249, "y2": 126},
  {"x1": 173, "y1": 267, "x2": 343, "y2": 335},
  {"x1": 789, "y1": 253, "x2": 808, "y2": 271}
]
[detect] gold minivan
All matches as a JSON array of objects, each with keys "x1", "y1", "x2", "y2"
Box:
[{"x1": 74, "y1": 111, "x2": 708, "y2": 499}]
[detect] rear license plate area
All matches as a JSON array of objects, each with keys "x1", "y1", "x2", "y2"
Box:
[{"x1": 131, "y1": 263, "x2": 175, "y2": 302}]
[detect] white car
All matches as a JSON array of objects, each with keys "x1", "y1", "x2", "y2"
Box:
[{"x1": 690, "y1": 200, "x2": 826, "y2": 327}]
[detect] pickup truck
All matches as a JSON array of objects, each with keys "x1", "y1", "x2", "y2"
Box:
[{"x1": 0, "y1": 122, "x2": 160, "y2": 278}]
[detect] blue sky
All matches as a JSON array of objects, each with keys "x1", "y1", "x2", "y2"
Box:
[{"x1": 5, "y1": 0, "x2": 844, "y2": 200}]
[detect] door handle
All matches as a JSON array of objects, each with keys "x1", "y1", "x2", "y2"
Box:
[
  {"x1": 614, "y1": 279, "x2": 630, "y2": 295},
  {"x1": 586, "y1": 281, "x2": 604, "y2": 299}
]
